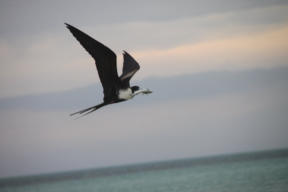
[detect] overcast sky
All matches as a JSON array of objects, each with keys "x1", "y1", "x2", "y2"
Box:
[{"x1": 0, "y1": 0, "x2": 288, "y2": 178}]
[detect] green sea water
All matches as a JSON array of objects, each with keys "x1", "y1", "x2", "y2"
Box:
[{"x1": 1, "y1": 149, "x2": 288, "y2": 192}]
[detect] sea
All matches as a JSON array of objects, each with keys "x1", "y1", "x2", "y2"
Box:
[{"x1": 0, "y1": 149, "x2": 288, "y2": 192}]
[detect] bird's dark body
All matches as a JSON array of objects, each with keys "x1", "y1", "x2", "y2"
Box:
[{"x1": 65, "y1": 23, "x2": 145, "y2": 117}]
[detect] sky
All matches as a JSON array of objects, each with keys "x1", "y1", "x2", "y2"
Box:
[{"x1": 0, "y1": 0, "x2": 288, "y2": 178}]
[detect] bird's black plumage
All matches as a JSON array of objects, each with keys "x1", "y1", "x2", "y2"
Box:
[
  {"x1": 120, "y1": 51, "x2": 140, "y2": 88},
  {"x1": 65, "y1": 23, "x2": 120, "y2": 102},
  {"x1": 65, "y1": 23, "x2": 145, "y2": 117}
]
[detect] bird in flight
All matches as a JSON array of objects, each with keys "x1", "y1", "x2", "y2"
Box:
[{"x1": 65, "y1": 23, "x2": 152, "y2": 117}]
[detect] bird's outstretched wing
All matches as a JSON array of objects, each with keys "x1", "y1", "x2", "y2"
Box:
[
  {"x1": 120, "y1": 51, "x2": 140, "y2": 88},
  {"x1": 65, "y1": 23, "x2": 120, "y2": 101}
]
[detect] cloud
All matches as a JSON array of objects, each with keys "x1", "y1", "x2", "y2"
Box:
[
  {"x1": 1, "y1": 3, "x2": 288, "y2": 97},
  {"x1": 1, "y1": 67, "x2": 287, "y2": 110},
  {"x1": 1, "y1": 24, "x2": 288, "y2": 97},
  {"x1": 134, "y1": 25, "x2": 288, "y2": 76},
  {"x1": 1, "y1": 0, "x2": 286, "y2": 38}
]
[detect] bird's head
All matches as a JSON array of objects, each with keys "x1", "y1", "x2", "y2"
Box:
[
  {"x1": 131, "y1": 86, "x2": 140, "y2": 93},
  {"x1": 131, "y1": 86, "x2": 152, "y2": 95}
]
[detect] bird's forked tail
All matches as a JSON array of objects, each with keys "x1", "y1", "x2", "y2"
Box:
[{"x1": 70, "y1": 102, "x2": 107, "y2": 118}]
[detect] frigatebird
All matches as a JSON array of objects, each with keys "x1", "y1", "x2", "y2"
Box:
[{"x1": 65, "y1": 23, "x2": 152, "y2": 117}]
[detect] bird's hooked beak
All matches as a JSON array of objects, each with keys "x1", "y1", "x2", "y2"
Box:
[
  {"x1": 132, "y1": 88, "x2": 152, "y2": 97},
  {"x1": 142, "y1": 89, "x2": 152, "y2": 94}
]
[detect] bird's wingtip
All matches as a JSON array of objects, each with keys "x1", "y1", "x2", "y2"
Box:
[
  {"x1": 123, "y1": 50, "x2": 132, "y2": 56},
  {"x1": 64, "y1": 23, "x2": 72, "y2": 29}
]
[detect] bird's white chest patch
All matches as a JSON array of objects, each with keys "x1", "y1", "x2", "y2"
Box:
[{"x1": 118, "y1": 88, "x2": 133, "y2": 100}]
